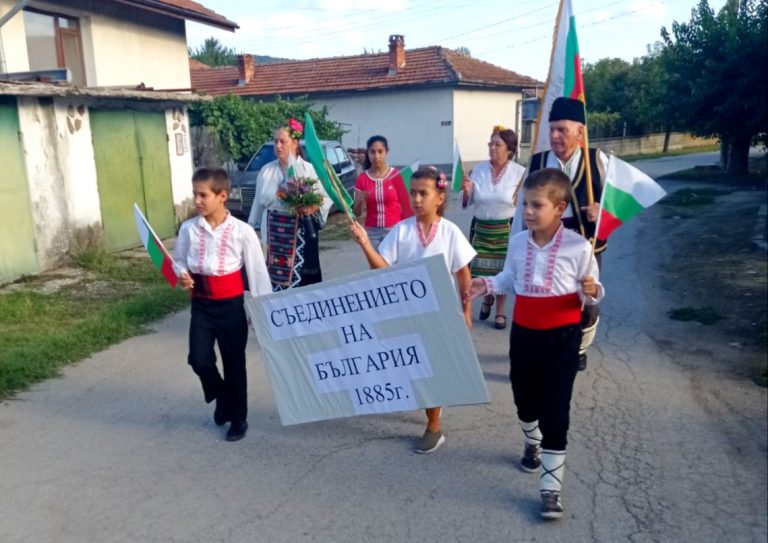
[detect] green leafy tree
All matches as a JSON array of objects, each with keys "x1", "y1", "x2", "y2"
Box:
[
  {"x1": 189, "y1": 37, "x2": 236, "y2": 66},
  {"x1": 583, "y1": 58, "x2": 635, "y2": 136},
  {"x1": 660, "y1": 0, "x2": 768, "y2": 174},
  {"x1": 190, "y1": 96, "x2": 346, "y2": 166}
]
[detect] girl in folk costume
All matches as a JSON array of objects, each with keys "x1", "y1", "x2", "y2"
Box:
[
  {"x1": 353, "y1": 134, "x2": 413, "y2": 247},
  {"x1": 466, "y1": 168, "x2": 604, "y2": 520},
  {"x1": 461, "y1": 126, "x2": 526, "y2": 330},
  {"x1": 350, "y1": 166, "x2": 476, "y2": 454},
  {"x1": 247, "y1": 119, "x2": 332, "y2": 290}
]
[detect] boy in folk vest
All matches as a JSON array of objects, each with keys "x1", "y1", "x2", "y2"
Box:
[
  {"x1": 173, "y1": 168, "x2": 272, "y2": 441},
  {"x1": 467, "y1": 168, "x2": 604, "y2": 519}
]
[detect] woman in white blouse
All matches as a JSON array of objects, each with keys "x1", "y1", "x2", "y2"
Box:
[
  {"x1": 461, "y1": 126, "x2": 526, "y2": 329},
  {"x1": 247, "y1": 122, "x2": 332, "y2": 290}
]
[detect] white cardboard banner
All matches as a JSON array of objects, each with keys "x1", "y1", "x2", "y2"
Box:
[{"x1": 246, "y1": 255, "x2": 490, "y2": 425}]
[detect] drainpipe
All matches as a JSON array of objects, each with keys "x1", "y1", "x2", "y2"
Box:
[{"x1": 0, "y1": 0, "x2": 32, "y2": 73}]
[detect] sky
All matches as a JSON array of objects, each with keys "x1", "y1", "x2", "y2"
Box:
[{"x1": 187, "y1": 0, "x2": 729, "y2": 81}]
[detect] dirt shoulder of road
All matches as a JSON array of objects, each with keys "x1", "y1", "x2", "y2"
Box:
[{"x1": 637, "y1": 173, "x2": 767, "y2": 386}]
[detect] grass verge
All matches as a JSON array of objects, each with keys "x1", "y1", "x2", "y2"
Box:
[
  {"x1": 0, "y1": 249, "x2": 189, "y2": 398},
  {"x1": 667, "y1": 306, "x2": 724, "y2": 325},
  {"x1": 660, "y1": 187, "x2": 732, "y2": 207}
]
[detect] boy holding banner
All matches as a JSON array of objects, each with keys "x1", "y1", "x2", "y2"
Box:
[
  {"x1": 174, "y1": 168, "x2": 272, "y2": 441},
  {"x1": 467, "y1": 168, "x2": 604, "y2": 520}
]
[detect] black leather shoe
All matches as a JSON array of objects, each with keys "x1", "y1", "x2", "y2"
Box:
[
  {"x1": 577, "y1": 353, "x2": 587, "y2": 371},
  {"x1": 226, "y1": 420, "x2": 248, "y2": 441},
  {"x1": 213, "y1": 399, "x2": 230, "y2": 427}
]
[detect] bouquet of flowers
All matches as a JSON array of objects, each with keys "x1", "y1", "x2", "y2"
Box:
[{"x1": 276, "y1": 176, "x2": 324, "y2": 215}]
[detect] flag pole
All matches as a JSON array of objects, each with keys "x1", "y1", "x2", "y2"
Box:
[
  {"x1": 581, "y1": 160, "x2": 607, "y2": 310},
  {"x1": 513, "y1": 0, "x2": 565, "y2": 206}
]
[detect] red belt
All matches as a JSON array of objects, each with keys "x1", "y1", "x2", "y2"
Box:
[
  {"x1": 513, "y1": 293, "x2": 581, "y2": 330},
  {"x1": 190, "y1": 270, "x2": 244, "y2": 300}
]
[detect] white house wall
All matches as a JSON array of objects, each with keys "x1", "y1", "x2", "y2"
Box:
[
  {"x1": 165, "y1": 106, "x2": 195, "y2": 220},
  {"x1": 0, "y1": 0, "x2": 190, "y2": 90},
  {"x1": 0, "y1": 0, "x2": 28, "y2": 73},
  {"x1": 452, "y1": 88, "x2": 523, "y2": 168},
  {"x1": 314, "y1": 88, "x2": 454, "y2": 167}
]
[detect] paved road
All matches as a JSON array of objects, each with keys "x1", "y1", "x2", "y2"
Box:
[{"x1": 1, "y1": 152, "x2": 765, "y2": 542}]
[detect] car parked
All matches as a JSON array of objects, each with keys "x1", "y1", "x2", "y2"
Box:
[{"x1": 227, "y1": 140, "x2": 358, "y2": 221}]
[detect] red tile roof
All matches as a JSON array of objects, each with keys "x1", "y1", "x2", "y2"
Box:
[
  {"x1": 190, "y1": 47, "x2": 541, "y2": 97},
  {"x1": 115, "y1": 0, "x2": 237, "y2": 31},
  {"x1": 189, "y1": 58, "x2": 211, "y2": 70}
]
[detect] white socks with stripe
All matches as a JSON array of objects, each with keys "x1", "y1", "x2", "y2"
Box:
[
  {"x1": 520, "y1": 419, "x2": 542, "y2": 446},
  {"x1": 540, "y1": 449, "x2": 566, "y2": 492}
]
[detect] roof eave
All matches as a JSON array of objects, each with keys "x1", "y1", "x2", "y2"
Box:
[{"x1": 109, "y1": 0, "x2": 238, "y2": 31}]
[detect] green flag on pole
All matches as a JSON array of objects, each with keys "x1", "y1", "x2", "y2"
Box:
[
  {"x1": 399, "y1": 159, "x2": 420, "y2": 190},
  {"x1": 302, "y1": 113, "x2": 354, "y2": 216},
  {"x1": 451, "y1": 141, "x2": 464, "y2": 193}
]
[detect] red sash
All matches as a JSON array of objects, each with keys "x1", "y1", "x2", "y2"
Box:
[
  {"x1": 513, "y1": 293, "x2": 581, "y2": 330},
  {"x1": 190, "y1": 270, "x2": 244, "y2": 300}
]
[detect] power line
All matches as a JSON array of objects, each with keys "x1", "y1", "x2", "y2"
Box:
[{"x1": 473, "y1": 0, "x2": 689, "y2": 57}]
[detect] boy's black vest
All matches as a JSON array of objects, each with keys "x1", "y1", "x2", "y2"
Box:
[{"x1": 528, "y1": 148, "x2": 606, "y2": 253}]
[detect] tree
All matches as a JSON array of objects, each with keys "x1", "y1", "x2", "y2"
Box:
[
  {"x1": 189, "y1": 37, "x2": 237, "y2": 66},
  {"x1": 455, "y1": 46, "x2": 472, "y2": 57},
  {"x1": 189, "y1": 96, "x2": 346, "y2": 166},
  {"x1": 660, "y1": 0, "x2": 768, "y2": 174}
]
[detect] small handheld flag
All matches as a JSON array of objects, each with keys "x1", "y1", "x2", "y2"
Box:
[
  {"x1": 399, "y1": 159, "x2": 420, "y2": 190},
  {"x1": 595, "y1": 156, "x2": 667, "y2": 241},
  {"x1": 133, "y1": 203, "x2": 178, "y2": 287},
  {"x1": 451, "y1": 141, "x2": 464, "y2": 193}
]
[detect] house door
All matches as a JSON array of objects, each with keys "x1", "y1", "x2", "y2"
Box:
[
  {"x1": 0, "y1": 97, "x2": 38, "y2": 283},
  {"x1": 90, "y1": 109, "x2": 174, "y2": 251}
]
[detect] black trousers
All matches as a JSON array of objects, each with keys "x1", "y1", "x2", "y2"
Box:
[
  {"x1": 509, "y1": 323, "x2": 581, "y2": 451},
  {"x1": 188, "y1": 296, "x2": 249, "y2": 422}
]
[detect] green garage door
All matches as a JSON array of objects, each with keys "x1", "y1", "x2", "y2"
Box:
[
  {"x1": 90, "y1": 109, "x2": 175, "y2": 251},
  {"x1": 0, "y1": 97, "x2": 38, "y2": 283}
]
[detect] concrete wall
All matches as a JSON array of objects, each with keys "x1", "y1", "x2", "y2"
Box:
[
  {"x1": 14, "y1": 96, "x2": 192, "y2": 270},
  {"x1": 17, "y1": 97, "x2": 71, "y2": 270},
  {"x1": 0, "y1": 0, "x2": 190, "y2": 89},
  {"x1": 165, "y1": 106, "x2": 195, "y2": 221},
  {"x1": 314, "y1": 88, "x2": 454, "y2": 167},
  {"x1": 517, "y1": 132, "x2": 718, "y2": 165},
  {"x1": 452, "y1": 88, "x2": 522, "y2": 169},
  {"x1": 590, "y1": 132, "x2": 718, "y2": 157}
]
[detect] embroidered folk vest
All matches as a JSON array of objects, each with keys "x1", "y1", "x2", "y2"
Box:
[{"x1": 528, "y1": 148, "x2": 606, "y2": 253}]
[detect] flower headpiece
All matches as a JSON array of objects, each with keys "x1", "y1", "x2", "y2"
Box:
[
  {"x1": 492, "y1": 124, "x2": 506, "y2": 133},
  {"x1": 287, "y1": 118, "x2": 304, "y2": 139},
  {"x1": 428, "y1": 165, "x2": 448, "y2": 190}
]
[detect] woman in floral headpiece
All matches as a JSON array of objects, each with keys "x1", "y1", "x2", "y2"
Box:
[
  {"x1": 461, "y1": 126, "x2": 526, "y2": 329},
  {"x1": 247, "y1": 119, "x2": 332, "y2": 290}
]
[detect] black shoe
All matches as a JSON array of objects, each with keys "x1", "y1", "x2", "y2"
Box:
[
  {"x1": 577, "y1": 353, "x2": 587, "y2": 371},
  {"x1": 213, "y1": 399, "x2": 230, "y2": 427},
  {"x1": 520, "y1": 443, "x2": 541, "y2": 473},
  {"x1": 540, "y1": 490, "x2": 564, "y2": 520},
  {"x1": 226, "y1": 420, "x2": 248, "y2": 441}
]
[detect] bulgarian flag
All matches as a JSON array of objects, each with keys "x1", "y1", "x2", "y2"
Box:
[
  {"x1": 532, "y1": 0, "x2": 586, "y2": 155},
  {"x1": 595, "y1": 156, "x2": 667, "y2": 241},
  {"x1": 398, "y1": 159, "x2": 420, "y2": 190},
  {"x1": 302, "y1": 113, "x2": 354, "y2": 217},
  {"x1": 133, "y1": 203, "x2": 178, "y2": 287},
  {"x1": 451, "y1": 141, "x2": 464, "y2": 193}
]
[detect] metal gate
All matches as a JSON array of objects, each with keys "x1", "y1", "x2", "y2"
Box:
[
  {"x1": 0, "y1": 97, "x2": 38, "y2": 283},
  {"x1": 90, "y1": 109, "x2": 174, "y2": 251}
]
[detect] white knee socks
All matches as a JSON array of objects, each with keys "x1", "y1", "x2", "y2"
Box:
[
  {"x1": 540, "y1": 449, "x2": 566, "y2": 492},
  {"x1": 520, "y1": 419, "x2": 542, "y2": 446}
]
